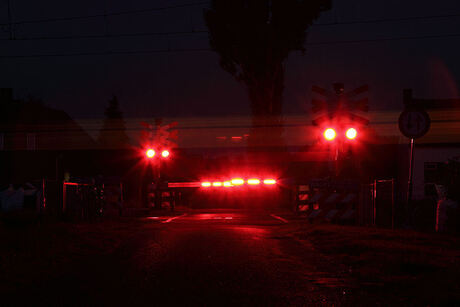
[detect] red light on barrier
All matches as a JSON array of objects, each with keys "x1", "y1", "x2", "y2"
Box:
[
  {"x1": 323, "y1": 128, "x2": 336, "y2": 141},
  {"x1": 201, "y1": 182, "x2": 211, "y2": 187},
  {"x1": 345, "y1": 128, "x2": 357, "y2": 140},
  {"x1": 231, "y1": 178, "x2": 244, "y2": 186},
  {"x1": 223, "y1": 181, "x2": 233, "y2": 187},
  {"x1": 146, "y1": 149, "x2": 155, "y2": 158},
  {"x1": 161, "y1": 150, "x2": 170, "y2": 158},
  {"x1": 263, "y1": 179, "x2": 276, "y2": 185},
  {"x1": 247, "y1": 179, "x2": 260, "y2": 185},
  {"x1": 212, "y1": 182, "x2": 222, "y2": 187}
]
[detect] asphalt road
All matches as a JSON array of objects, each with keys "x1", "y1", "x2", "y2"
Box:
[{"x1": 1, "y1": 209, "x2": 459, "y2": 306}]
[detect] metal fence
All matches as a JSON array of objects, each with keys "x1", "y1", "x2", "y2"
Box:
[{"x1": 359, "y1": 179, "x2": 395, "y2": 228}]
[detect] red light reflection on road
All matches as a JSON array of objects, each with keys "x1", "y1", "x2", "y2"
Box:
[
  {"x1": 193, "y1": 214, "x2": 236, "y2": 220},
  {"x1": 233, "y1": 227, "x2": 267, "y2": 240}
]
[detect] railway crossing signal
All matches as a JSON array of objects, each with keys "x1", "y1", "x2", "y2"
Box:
[
  {"x1": 312, "y1": 83, "x2": 369, "y2": 141},
  {"x1": 141, "y1": 119, "x2": 178, "y2": 160},
  {"x1": 311, "y1": 83, "x2": 369, "y2": 177}
]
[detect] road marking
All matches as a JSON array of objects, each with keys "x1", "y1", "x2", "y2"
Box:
[
  {"x1": 162, "y1": 213, "x2": 187, "y2": 223},
  {"x1": 270, "y1": 214, "x2": 288, "y2": 223}
]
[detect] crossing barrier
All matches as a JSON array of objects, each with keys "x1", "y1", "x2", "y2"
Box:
[{"x1": 296, "y1": 183, "x2": 358, "y2": 224}]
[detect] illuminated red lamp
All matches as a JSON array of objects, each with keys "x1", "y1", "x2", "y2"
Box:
[
  {"x1": 247, "y1": 179, "x2": 260, "y2": 185},
  {"x1": 223, "y1": 181, "x2": 233, "y2": 187},
  {"x1": 323, "y1": 128, "x2": 336, "y2": 141},
  {"x1": 345, "y1": 128, "x2": 357, "y2": 140},
  {"x1": 201, "y1": 182, "x2": 211, "y2": 188},
  {"x1": 263, "y1": 179, "x2": 276, "y2": 185},
  {"x1": 231, "y1": 178, "x2": 245, "y2": 186},
  {"x1": 212, "y1": 182, "x2": 222, "y2": 187},
  {"x1": 146, "y1": 148, "x2": 155, "y2": 158},
  {"x1": 161, "y1": 150, "x2": 170, "y2": 158}
]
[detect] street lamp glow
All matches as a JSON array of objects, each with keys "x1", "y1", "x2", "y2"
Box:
[{"x1": 323, "y1": 128, "x2": 336, "y2": 141}]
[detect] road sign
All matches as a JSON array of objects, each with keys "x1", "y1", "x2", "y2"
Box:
[{"x1": 398, "y1": 108, "x2": 431, "y2": 139}]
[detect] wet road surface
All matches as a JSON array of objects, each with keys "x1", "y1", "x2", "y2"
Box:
[
  {"x1": 3, "y1": 209, "x2": 459, "y2": 306},
  {"x1": 1, "y1": 210, "x2": 351, "y2": 306}
]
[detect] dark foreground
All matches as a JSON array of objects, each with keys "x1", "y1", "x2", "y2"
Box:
[{"x1": 1, "y1": 209, "x2": 459, "y2": 306}]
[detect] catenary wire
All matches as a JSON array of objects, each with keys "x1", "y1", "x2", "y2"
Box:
[{"x1": 1, "y1": 32, "x2": 460, "y2": 59}]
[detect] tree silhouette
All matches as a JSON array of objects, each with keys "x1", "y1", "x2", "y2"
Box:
[
  {"x1": 98, "y1": 96, "x2": 130, "y2": 148},
  {"x1": 205, "y1": 0, "x2": 331, "y2": 147}
]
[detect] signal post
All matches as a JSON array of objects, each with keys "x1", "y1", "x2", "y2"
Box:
[
  {"x1": 311, "y1": 82, "x2": 369, "y2": 178},
  {"x1": 141, "y1": 119, "x2": 178, "y2": 209}
]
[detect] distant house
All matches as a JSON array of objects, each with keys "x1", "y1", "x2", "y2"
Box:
[
  {"x1": 0, "y1": 88, "x2": 96, "y2": 151},
  {"x1": 0, "y1": 88, "x2": 97, "y2": 182}
]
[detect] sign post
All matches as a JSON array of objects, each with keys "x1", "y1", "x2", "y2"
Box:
[{"x1": 398, "y1": 107, "x2": 431, "y2": 203}]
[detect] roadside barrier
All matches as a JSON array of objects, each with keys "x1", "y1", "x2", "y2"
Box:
[{"x1": 296, "y1": 184, "x2": 358, "y2": 224}]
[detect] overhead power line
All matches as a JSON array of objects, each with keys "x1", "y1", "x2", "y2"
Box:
[
  {"x1": 0, "y1": 1, "x2": 210, "y2": 27},
  {"x1": 0, "y1": 47, "x2": 211, "y2": 59},
  {"x1": 1, "y1": 32, "x2": 460, "y2": 59},
  {"x1": 2, "y1": 12, "x2": 460, "y2": 42},
  {"x1": 0, "y1": 30, "x2": 208, "y2": 41},
  {"x1": 0, "y1": 4, "x2": 459, "y2": 28},
  {"x1": 313, "y1": 12, "x2": 460, "y2": 26},
  {"x1": 305, "y1": 32, "x2": 460, "y2": 45}
]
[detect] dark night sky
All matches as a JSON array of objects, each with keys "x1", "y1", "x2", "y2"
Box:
[{"x1": 1, "y1": 0, "x2": 460, "y2": 120}]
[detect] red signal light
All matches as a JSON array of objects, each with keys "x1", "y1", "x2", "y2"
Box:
[
  {"x1": 146, "y1": 149, "x2": 155, "y2": 158},
  {"x1": 161, "y1": 150, "x2": 170, "y2": 158},
  {"x1": 162, "y1": 150, "x2": 170, "y2": 158},
  {"x1": 323, "y1": 128, "x2": 336, "y2": 141},
  {"x1": 345, "y1": 128, "x2": 357, "y2": 140},
  {"x1": 201, "y1": 182, "x2": 211, "y2": 187},
  {"x1": 212, "y1": 182, "x2": 222, "y2": 187}
]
